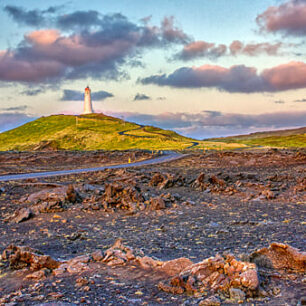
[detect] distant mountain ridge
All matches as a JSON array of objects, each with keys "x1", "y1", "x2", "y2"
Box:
[{"x1": 208, "y1": 127, "x2": 306, "y2": 148}]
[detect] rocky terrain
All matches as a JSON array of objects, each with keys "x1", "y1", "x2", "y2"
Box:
[{"x1": 0, "y1": 148, "x2": 305, "y2": 305}]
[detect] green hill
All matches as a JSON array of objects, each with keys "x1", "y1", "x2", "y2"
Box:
[
  {"x1": 208, "y1": 127, "x2": 306, "y2": 148},
  {"x1": 0, "y1": 113, "x2": 243, "y2": 151}
]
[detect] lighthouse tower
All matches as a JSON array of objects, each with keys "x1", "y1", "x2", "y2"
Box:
[{"x1": 83, "y1": 86, "x2": 94, "y2": 114}]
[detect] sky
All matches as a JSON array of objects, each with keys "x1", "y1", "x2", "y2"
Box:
[{"x1": 0, "y1": 0, "x2": 305, "y2": 138}]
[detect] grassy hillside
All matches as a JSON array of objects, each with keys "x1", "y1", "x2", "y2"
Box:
[
  {"x1": 0, "y1": 113, "x2": 243, "y2": 151},
  {"x1": 209, "y1": 127, "x2": 306, "y2": 148}
]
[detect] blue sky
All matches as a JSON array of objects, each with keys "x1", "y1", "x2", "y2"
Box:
[{"x1": 0, "y1": 0, "x2": 305, "y2": 138}]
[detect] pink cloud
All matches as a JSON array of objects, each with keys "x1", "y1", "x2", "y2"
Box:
[
  {"x1": 178, "y1": 40, "x2": 227, "y2": 60},
  {"x1": 161, "y1": 16, "x2": 190, "y2": 44},
  {"x1": 178, "y1": 40, "x2": 283, "y2": 61},
  {"x1": 0, "y1": 14, "x2": 190, "y2": 83},
  {"x1": 257, "y1": 0, "x2": 306, "y2": 36},
  {"x1": 0, "y1": 51, "x2": 64, "y2": 82},
  {"x1": 26, "y1": 29, "x2": 60, "y2": 45},
  {"x1": 141, "y1": 61, "x2": 306, "y2": 93},
  {"x1": 262, "y1": 61, "x2": 306, "y2": 90},
  {"x1": 230, "y1": 40, "x2": 282, "y2": 56},
  {"x1": 183, "y1": 41, "x2": 215, "y2": 54}
]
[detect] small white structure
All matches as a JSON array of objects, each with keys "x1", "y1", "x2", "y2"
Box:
[{"x1": 83, "y1": 86, "x2": 94, "y2": 114}]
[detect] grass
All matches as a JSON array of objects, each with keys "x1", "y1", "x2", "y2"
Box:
[
  {"x1": 209, "y1": 127, "x2": 306, "y2": 148},
  {"x1": 0, "y1": 113, "x2": 244, "y2": 151}
]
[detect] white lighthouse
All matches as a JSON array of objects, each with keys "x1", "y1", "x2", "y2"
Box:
[{"x1": 83, "y1": 86, "x2": 94, "y2": 114}]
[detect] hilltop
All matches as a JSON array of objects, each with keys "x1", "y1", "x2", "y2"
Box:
[
  {"x1": 208, "y1": 127, "x2": 306, "y2": 148},
  {"x1": 0, "y1": 113, "x2": 242, "y2": 151}
]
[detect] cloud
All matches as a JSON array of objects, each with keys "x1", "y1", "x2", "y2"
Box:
[
  {"x1": 0, "y1": 105, "x2": 28, "y2": 112},
  {"x1": 0, "y1": 112, "x2": 36, "y2": 133},
  {"x1": 160, "y1": 16, "x2": 190, "y2": 44},
  {"x1": 4, "y1": 5, "x2": 61, "y2": 27},
  {"x1": 56, "y1": 10, "x2": 101, "y2": 30},
  {"x1": 61, "y1": 89, "x2": 113, "y2": 101},
  {"x1": 176, "y1": 41, "x2": 226, "y2": 60},
  {"x1": 229, "y1": 41, "x2": 283, "y2": 56},
  {"x1": 109, "y1": 110, "x2": 306, "y2": 139},
  {"x1": 1, "y1": 10, "x2": 189, "y2": 83},
  {"x1": 176, "y1": 40, "x2": 284, "y2": 61},
  {"x1": 274, "y1": 100, "x2": 285, "y2": 104},
  {"x1": 140, "y1": 61, "x2": 306, "y2": 93},
  {"x1": 256, "y1": 0, "x2": 306, "y2": 36},
  {"x1": 20, "y1": 88, "x2": 45, "y2": 96},
  {"x1": 134, "y1": 93, "x2": 151, "y2": 101},
  {"x1": 294, "y1": 98, "x2": 306, "y2": 102}
]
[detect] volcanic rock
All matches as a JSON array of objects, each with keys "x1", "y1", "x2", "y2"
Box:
[
  {"x1": 250, "y1": 243, "x2": 306, "y2": 273},
  {"x1": 12, "y1": 207, "x2": 33, "y2": 223},
  {"x1": 160, "y1": 258, "x2": 193, "y2": 276},
  {"x1": 102, "y1": 239, "x2": 136, "y2": 266},
  {"x1": 149, "y1": 172, "x2": 184, "y2": 189},
  {"x1": 158, "y1": 253, "x2": 259, "y2": 296},
  {"x1": 199, "y1": 295, "x2": 221, "y2": 305},
  {"x1": 261, "y1": 189, "x2": 276, "y2": 200},
  {"x1": 91, "y1": 250, "x2": 104, "y2": 261},
  {"x1": 149, "y1": 173, "x2": 165, "y2": 187},
  {"x1": 229, "y1": 287, "x2": 246, "y2": 303},
  {"x1": 103, "y1": 183, "x2": 144, "y2": 212},
  {"x1": 148, "y1": 196, "x2": 166, "y2": 210},
  {"x1": 2, "y1": 245, "x2": 60, "y2": 270},
  {"x1": 192, "y1": 173, "x2": 206, "y2": 191},
  {"x1": 26, "y1": 185, "x2": 80, "y2": 204},
  {"x1": 25, "y1": 268, "x2": 49, "y2": 280}
]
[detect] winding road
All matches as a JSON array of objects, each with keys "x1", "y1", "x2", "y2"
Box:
[{"x1": 0, "y1": 151, "x2": 184, "y2": 182}]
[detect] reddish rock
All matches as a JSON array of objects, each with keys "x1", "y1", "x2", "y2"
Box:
[
  {"x1": 102, "y1": 239, "x2": 136, "y2": 266},
  {"x1": 25, "y1": 268, "x2": 49, "y2": 280},
  {"x1": 26, "y1": 185, "x2": 80, "y2": 204},
  {"x1": 158, "y1": 253, "x2": 259, "y2": 296},
  {"x1": 149, "y1": 196, "x2": 166, "y2": 210},
  {"x1": 11, "y1": 207, "x2": 33, "y2": 223},
  {"x1": 53, "y1": 255, "x2": 91, "y2": 275},
  {"x1": 208, "y1": 176, "x2": 225, "y2": 187},
  {"x1": 2, "y1": 245, "x2": 60, "y2": 271},
  {"x1": 192, "y1": 173, "x2": 206, "y2": 191},
  {"x1": 199, "y1": 296, "x2": 221, "y2": 306},
  {"x1": 160, "y1": 258, "x2": 193, "y2": 276},
  {"x1": 261, "y1": 189, "x2": 275, "y2": 200},
  {"x1": 76, "y1": 277, "x2": 89, "y2": 288},
  {"x1": 250, "y1": 243, "x2": 306, "y2": 273},
  {"x1": 91, "y1": 250, "x2": 104, "y2": 261},
  {"x1": 103, "y1": 183, "x2": 144, "y2": 212},
  {"x1": 137, "y1": 256, "x2": 162, "y2": 269},
  {"x1": 149, "y1": 172, "x2": 183, "y2": 189},
  {"x1": 149, "y1": 173, "x2": 165, "y2": 187}
]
